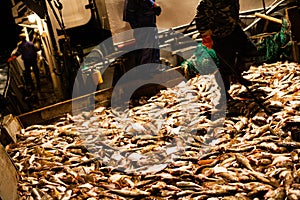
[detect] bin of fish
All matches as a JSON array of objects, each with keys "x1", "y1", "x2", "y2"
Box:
[{"x1": 5, "y1": 61, "x2": 300, "y2": 199}]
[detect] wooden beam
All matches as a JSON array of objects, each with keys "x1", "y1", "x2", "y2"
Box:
[{"x1": 254, "y1": 13, "x2": 282, "y2": 24}]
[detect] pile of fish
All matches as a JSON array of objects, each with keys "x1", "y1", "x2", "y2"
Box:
[{"x1": 5, "y1": 61, "x2": 300, "y2": 199}]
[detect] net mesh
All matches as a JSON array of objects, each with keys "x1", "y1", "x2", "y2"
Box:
[{"x1": 181, "y1": 19, "x2": 293, "y2": 79}]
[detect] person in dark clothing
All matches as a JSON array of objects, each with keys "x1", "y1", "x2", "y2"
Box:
[
  {"x1": 7, "y1": 33, "x2": 41, "y2": 91},
  {"x1": 195, "y1": 0, "x2": 257, "y2": 95},
  {"x1": 123, "y1": 0, "x2": 162, "y2": 68}
]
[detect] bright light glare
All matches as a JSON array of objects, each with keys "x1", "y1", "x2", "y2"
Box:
[{"x1": 28, "y1": 14, "x2": 37, "y2": 23}]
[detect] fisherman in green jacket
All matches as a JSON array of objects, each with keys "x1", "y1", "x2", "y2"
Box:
[{"x1": 195, "y1": 0, "x2": 257, "y2": 97}]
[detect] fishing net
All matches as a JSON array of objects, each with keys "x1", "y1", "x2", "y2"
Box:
[
  {"x1": 181, "y1": 43, "x2": 220, "y2": 79},
  {"x1": 181, "y1": 18, "x2": 294, "y2": 80},
  {"x1": 251, "y1": 18, "x2": 293, "y2": 64},
  {"x1": 181, "y1": 18, "x2": 294, "y2": 79}
]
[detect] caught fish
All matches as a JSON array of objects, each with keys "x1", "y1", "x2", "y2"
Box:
[
  {"x1": 6, "y1": 61, "x2": 300, "y2": 199},
  {"x1": 235, "y1": 153, "x2": 254, "y2": 171},
  {"x1": 109, "y1": 188, "x2": 150, "y2": 197}
]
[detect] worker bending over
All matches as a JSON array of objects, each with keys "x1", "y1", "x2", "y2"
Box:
[{"x1": 195, "y1": 0, "x2": 258, "y2": 98}]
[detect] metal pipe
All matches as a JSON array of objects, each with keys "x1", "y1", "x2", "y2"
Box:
[
  {"x1": 37, "y1": 18, "x2": 64, "y2": 100},
  {"x1": 240, "y1": 6, "x2": 273, "y2": 15},
  {"x1": 262, "y1": 0, "x2": 267, "y2": 14},
  {"x1": 3, "y1": 64, "x2": 10, "y2": 98},
  {"x1": 46, "y1": 0, "x2": 65, "y2": 31}
]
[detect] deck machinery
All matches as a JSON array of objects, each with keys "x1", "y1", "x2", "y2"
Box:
[{"x1": 2, "y1": 0, "x2": 299, "y2": 116}]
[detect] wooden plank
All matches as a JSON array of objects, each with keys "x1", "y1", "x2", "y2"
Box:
[
  {"x1": 0, "y1": 144, "x2": 19, "y2": 200},
  {"x1": 17, "y1": 87, "x2": 113, "y2": 127}
]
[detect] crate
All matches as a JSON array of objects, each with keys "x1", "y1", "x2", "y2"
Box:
[{"x1": 0, "y1": 114, "x2": 22, "y2": 145}]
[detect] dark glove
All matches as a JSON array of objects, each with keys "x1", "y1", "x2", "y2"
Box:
[{"x1": 153, "y1": 4, "x2": 162, "y2": 16}]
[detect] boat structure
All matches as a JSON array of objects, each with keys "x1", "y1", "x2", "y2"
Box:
[
  {"x1": 0, "y1": 0, "x2": 298, "y2": 122},
  {"x1": 1, "y1": 0, "x2": 300, "y2": 199}
]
